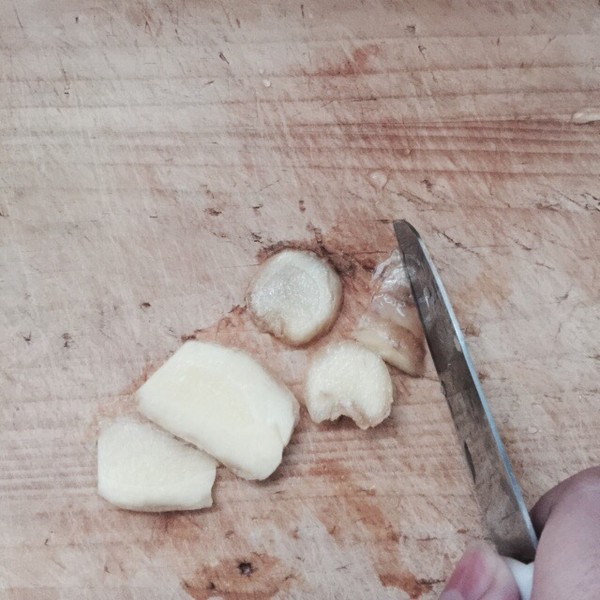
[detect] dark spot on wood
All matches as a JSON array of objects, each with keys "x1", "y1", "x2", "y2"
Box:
[
  {"x1": 387, "y1": 530, "x2": 400, "y2": 543},
  {"x1": 149, "y1": 214, "x2": 158, "y2": 219},
  {"x1": 23, "y1": 332, "x2": 32, "y2": 343},
  {"x1": 436, "y1": 229, "x2": 476, "y2": 254},
  {"x1": 0, "y1": 209, "x2": 7, "y2": 217},
  {"x1": 181, "y1": 329, "x2": 204, "y2": 342},
  {"x1": 298, "y1": 199, "x2": 306, "y2": 212},
  {"x1": 477, "y1": 371, "x2": 488, "y2": 381},
  {"x1": 463, "y1": 323, "x2": 480, "y2": 337},
  {"x1": 421, "y1": 178, "x2": 433, "y2": 192},
  {"x1": 300, "y1": 4, "x2": 305, "y2": 18},
  {"x1": 205, "y1": 207, "x2": 222, "y2": 217},
  {"x1": 252, "y1": 204, "x2": 263, "y2": 213},
  {"x1": 104, "y1": 564, "x2": 110, "y2": 573},
  {"x1": 218, "y1": 51, "x2": 230, "y2": 65},
  {"x1": 202, "y1": 186, "x2": 215, "y2": 200},
  {"x1": 235, "y1": 18, "x2": 240, "y2": 28},
  {"x1": 62, "y1": 333, "x2": 72, "y2": 348},
  {"x1": 75, "y1": 16, "x2": 79, "y2": 23},
  {"x1": 44, "y1": 537, "x2": 49, "y2": 545},
  {"x1": 418, "y1": 44, "x2": 426, "y2": 56},
  {"x1": 306, "y1": 222, "x2": 324, "y2": 245},
  {"x1": 406, "y1": 24, "x2": 416, "y2": 34},
  {"x1": 207, "y1": 581, "x2": 216, "y2": 590},
  {"x1": 181, "y1": 580, "x2": 199, "y2": 598},
  {"x1": 457, "y1": 528, "x2": 468, "y2": 534},
  {"x1": 204, "y1": 80, "x2": 214, "y2": 86},
  {"x1": 238, "y1": 561, "x2": 254, "y2": 576},
  {"x1": 140, "y1": 302, "x2": 151, "y2": 309},
  {"x1": 251, "y1": 232, "x2": 262, "y2": 243}
]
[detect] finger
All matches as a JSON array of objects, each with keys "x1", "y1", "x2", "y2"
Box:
[
  {"x1": 530, "y1": 466, "x2": 600, "y2": 532},
  {"x1": 530, "y1": 467, "x2": 600, "y2": 600},
  {"x1": 440, "y1": 544, "x2": 520, "y2": 600}
]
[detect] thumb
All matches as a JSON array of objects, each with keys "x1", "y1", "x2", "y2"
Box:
[{"x1": 440, "y1": 544, "x2": 520, "y2": 600}]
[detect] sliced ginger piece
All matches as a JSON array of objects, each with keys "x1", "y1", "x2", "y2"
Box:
[
  {"x1": 246, "y1": 249, "x2": 343, "y2": 346},
  {"x1": 137, "y1": 341, "x2": 299, "y2": 481},
  {"x1": 353, "y1": 250, "x2": 425, "y2": 376},
  {"x1": 305, "y1": 341, "x2": 393, "y2": 429},
  {"x1": 97, "y1": 418, "x2": 217, "y2": 512}
]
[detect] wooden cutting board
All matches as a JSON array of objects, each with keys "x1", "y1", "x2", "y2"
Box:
[{"x1": 1, "y1": 1, "x2": 599, "y2": 598}]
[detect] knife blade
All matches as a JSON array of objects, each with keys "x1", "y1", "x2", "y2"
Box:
[{"x1": 393, "y1": 220, "x2": 538, "y2": 561}]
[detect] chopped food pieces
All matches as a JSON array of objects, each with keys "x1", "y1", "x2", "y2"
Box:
[
  {"x1": 98, "y1": 237, "x2": 426, "y2": 514},
  {"x1": 137, "y1": 341, "x2": 299, "y2": 480},
  {"x1": 305, "y1": 341, "x2": 394, "y2": 429},
  {"x1": 97, "y1": 419, "x2": 217, "y2": 512},
  {"x1": 353, "y1": 250, "x2": 425, "y2": 376},
  {"x1": 246, "y1": 249, "x2": 343, "y2": 346}
]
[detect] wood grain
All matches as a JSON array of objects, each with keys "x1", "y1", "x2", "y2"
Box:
[{"x1": 1, "y1": 1, "x2": 599, "y2": 598}]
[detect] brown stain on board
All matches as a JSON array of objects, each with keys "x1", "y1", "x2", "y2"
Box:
[
  {"x1": 308, "y1": 460, "x2": 429, "y2": 598},
  {"x1": 302, "y1": 44, "x2": 381, "y2": 77},
  {"x1": 378, "y1": 572, "x2": 434, "y2": 598},
  {"x1": 181, "y1": 553, "x2": 296, "y2": 600}
]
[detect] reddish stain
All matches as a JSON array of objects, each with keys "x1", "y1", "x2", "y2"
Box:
[
  {"x1": 181, "y1": 553, "x2": 295, "y2": 600},
  {"x1": 352, "y1": 44, "x2": 380, "y2": 70},
  {"x1": 308, "y1": 459, "x2": 351, "y2": 479},
  {"x1": 378, "y1": 572, "x2": 434, "y2": 598},
  {"x1": 119, "y1": 362, "x2": 158, "y2": 396},
  {"x1": 304, "y1": 43, "x2": 380, "y2": 77},
  {"x1": 305, "y1": 448, "x2": 437, "y2": 597}
]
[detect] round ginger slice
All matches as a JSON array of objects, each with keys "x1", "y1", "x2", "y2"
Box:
[
  {"x1": 305, "y1": 341, "x2": 394, "y2": 429},
  {"x1": 246, "y1": 249, "x2": 343, "y2": 346}
]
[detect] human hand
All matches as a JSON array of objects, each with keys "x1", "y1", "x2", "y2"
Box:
[{"x1": 440, "y1": 467, "x2": 600, "y2": 600}]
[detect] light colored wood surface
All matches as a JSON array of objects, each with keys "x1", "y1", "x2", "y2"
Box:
[{"x1": 1, "y1": 1, "x2": 599, "y2": 598}]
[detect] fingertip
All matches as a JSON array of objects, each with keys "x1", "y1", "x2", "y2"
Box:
[{"x1": 441, "y1": 543, "x2": 520, "y2": 600}]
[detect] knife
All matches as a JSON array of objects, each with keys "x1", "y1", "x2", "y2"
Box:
[{"x1": 393, "y1": 220, "x2": 537, "y2": 599}]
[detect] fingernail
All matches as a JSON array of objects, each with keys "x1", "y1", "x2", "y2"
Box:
[{"x1": 440, "y1": 544, "x2": 491, "y2": 600}]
